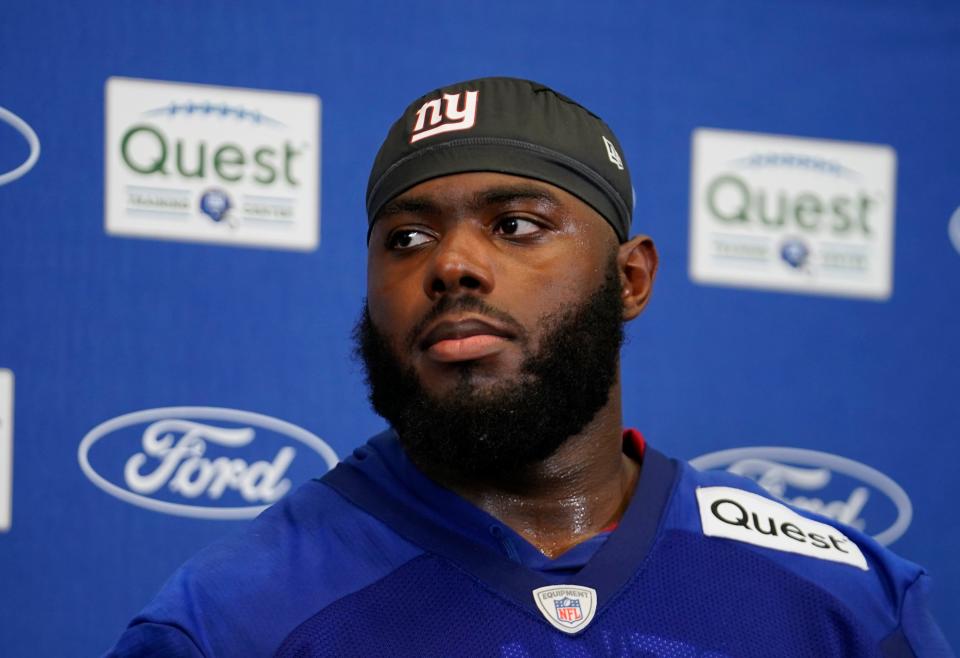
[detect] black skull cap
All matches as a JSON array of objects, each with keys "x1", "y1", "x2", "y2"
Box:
[{"x1": 366, "y1": 77, "x2": 633, "y2": 242}]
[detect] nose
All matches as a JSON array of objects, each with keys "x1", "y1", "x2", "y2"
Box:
[{"x1": 424, "y1": 225, "x2": 495, "y2": 299}]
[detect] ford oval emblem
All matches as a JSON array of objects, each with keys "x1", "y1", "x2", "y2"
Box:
[
  {"x1": 690, "y1": 446, "x2": 912, "y2": 546},
  {"x1": 78, "y1": 407, "x2": 338, "y2": 520}
]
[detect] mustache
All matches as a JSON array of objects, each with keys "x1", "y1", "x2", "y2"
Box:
[{"x1": 405, "y1": 295, "x2": 525, "y2": 351}]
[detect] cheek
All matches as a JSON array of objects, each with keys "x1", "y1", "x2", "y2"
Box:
[
  {"x1": 498, "y1": 252, "x2": 604, "y2": 331},
  {"x1": 534, "y1": 227, "x2": 612, "y2": 291},
  {"x1": 366, "y1": 259, "x2": 423, "y2": 344},
  {"x1": 549, "y1": 212, "x2": 618, "y2": 283}
]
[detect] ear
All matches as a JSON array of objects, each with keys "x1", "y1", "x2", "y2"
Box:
[{"x1": 618, "y1": 235, "x2": 658, "y2": 321}]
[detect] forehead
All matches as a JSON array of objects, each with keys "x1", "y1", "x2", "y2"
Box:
[{"x1": 376, "y1": 171, "x2": 611, "y2": 229}]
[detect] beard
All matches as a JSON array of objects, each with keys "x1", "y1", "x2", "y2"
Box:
[{"x1": 354, "y1": 253, "x2": 625, "y2": 480}]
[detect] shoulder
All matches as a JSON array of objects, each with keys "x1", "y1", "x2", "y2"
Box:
[
  {"x1": 667, "y1": 459, "x2": 925, "y2": 584},
  {"x1": 108, "y1": 474, "x2": 423, "y2": 657},
  {"x1": 660, "y1": 456, "x2": 931, "y2": 637}
]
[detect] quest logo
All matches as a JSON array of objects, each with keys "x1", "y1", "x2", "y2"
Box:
[
  {"x1": 0, "y1": 106, "x2": 40, "y2": 187},
  {"x1": 104, "y1": 77, "x2": 320, "y2": 250},
  {"x1": 690, "y1": 446, "x2": 912, "y2": 546},
  {"x1": 78, "y1": 407, "x2": 338, "y2": 519},
  {"x1": 689, "y1": 128, "x2": 896, "y2": 300}
]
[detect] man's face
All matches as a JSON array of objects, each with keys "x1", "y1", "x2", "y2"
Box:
[
  {"x1": 365, "y1": 171, "x2": 620, "y2": 398},
  {"x1": 357, "y1": 172, "x2": 629, "y2": 477}
]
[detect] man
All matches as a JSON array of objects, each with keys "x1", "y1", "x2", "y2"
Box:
[{"x1": 108, "y1": 77, "x2": 953, "y2": 656}]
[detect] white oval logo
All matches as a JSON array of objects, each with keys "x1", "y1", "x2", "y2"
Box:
[
  {"x1": 0, "y1": 106, "x2": 40, "y2": 186},
  {"x1": 690, "y1": 446, "x2": 912, "y2": 546},
  {"x1": 78, "y1": 407, "x2": 338, "y2": 519}
]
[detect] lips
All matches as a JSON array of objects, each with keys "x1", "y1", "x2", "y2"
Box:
[{"x1": 419, "y1": 317, "x2": 516, "y2": 362}]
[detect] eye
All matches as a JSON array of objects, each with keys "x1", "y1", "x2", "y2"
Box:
[
  {"x1": 494, "y1": 217, "x2": 541, "y2": 237},
  {"x1": 387, "y1": 229, "x2": 434, "y2": 250}
]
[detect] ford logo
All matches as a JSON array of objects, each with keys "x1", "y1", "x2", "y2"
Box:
[
  {"x1": 0, "y1": 106, "x2": 40, "y2": 186},
  {"x1": 78, "y1": 407, "x2": 338, "y2": 520},
  {"x1": 689, "y1": 446, "x2": 912, "y2": 546}
]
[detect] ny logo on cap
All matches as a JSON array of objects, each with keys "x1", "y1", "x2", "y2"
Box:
[{"x1": 410, "y1": 91, "x2": 479, "y2": 143}]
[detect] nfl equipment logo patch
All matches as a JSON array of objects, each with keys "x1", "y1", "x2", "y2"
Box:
[
  {"x1": 555, "y1": 597, "x2": 582, "y2": 622},
  {"x1": 532, "y1": 585, "x2": 597, "y2": 634}
]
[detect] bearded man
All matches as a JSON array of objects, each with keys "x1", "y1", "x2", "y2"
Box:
[{"x1": 108, "y1": 77, "x2": 953, "y2": 657}]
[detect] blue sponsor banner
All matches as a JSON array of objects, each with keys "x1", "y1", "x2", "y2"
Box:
[{"x1": 1, "y1": 1, "x2": 958, "y2": 655}]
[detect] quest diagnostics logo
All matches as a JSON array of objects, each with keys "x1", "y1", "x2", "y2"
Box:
[
  {"x1": 105, "y1": 77, "x2": 320, "y2": 250},
  {"x1": 689, "y1": 128, "x2": 896, "y2": 300},
  {"x1": 78, "y1": 407, "x2": 338, "y2": 519},
  {"x1": 690, "y1": 446, "x2": 912, "y2": 546}
]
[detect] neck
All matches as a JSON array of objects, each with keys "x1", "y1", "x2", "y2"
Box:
[{"x1": 418, "y1": 386, "x2": 640, "y2": 559}]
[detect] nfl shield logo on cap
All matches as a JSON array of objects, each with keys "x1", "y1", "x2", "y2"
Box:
[{"x1": 531, "y1": 584, "x2": 597, "y2": 634}]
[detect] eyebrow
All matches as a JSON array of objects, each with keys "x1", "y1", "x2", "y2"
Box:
[
  {"x1": 474, "y1": 184, "x2": 562, "y2": 209},
  {"x1": 377, "y1": 197, "x2": 439, "y2": 219},
  {"x1": 377, "y1": 183, "x2": 562, "y2": 221}
]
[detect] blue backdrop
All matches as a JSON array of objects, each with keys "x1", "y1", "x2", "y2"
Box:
[{"x1": 1, "y1": 1, "x2": 957, "y2": 655}]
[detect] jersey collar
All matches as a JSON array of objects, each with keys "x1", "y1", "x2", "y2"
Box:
[{"x1": 321, "y1": 428, "x2": 679, "y2": 619}]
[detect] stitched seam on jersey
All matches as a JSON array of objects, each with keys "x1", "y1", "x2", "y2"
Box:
[
  {"x1": 892, "y1": 572, "x2": 927, "y2": 657},
  {"x1": 169, "y1": 621, "x2": 207, "y2": 657},
  {"x1": 125, "y1": 620, "x2": 208, "y2": 657}
]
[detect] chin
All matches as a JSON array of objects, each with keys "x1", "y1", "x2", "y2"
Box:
[{"x1": 418, "y1": 354, "x2": 523, "y2": 383}]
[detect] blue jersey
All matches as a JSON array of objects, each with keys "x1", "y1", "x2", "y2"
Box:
[{"x1": 107, "y1": 430, "x2": 954, "y2": 657}]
